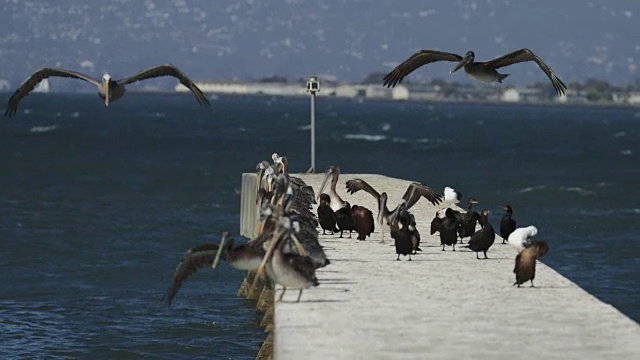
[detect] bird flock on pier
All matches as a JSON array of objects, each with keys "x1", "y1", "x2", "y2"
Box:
[
  {"x1": 161, "y1": 153, "x2": 550, "y2": 305},
  {"x1": 1, "y1": 45, "x2": 562, "y2": 301}
]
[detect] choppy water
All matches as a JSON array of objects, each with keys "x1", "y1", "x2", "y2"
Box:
[{"x1": 1, "y1": 94, "x2": 638, "y2": 358}]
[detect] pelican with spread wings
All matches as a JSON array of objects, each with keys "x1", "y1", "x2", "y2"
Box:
[
  {"x1": 345, "y1": 178, "x2": 442, "y2": 243},
  {"x1": 4, "y1": 64, "x2": 210, "y2": 117},
  {"x1": 383, "y1": 48, "x2": 566, "y2": 96}
]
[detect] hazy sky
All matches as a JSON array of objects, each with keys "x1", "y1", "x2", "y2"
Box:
[{"x1": 0, "y1": 0, "x2": 638, "y2": 90}]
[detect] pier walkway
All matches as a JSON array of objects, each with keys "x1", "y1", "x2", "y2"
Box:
[{"x1": 242, "y1": 173, "x2": 640, "y2": 360}]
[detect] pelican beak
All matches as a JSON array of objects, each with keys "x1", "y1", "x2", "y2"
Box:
[
  {"x1": 256, "y1": 225, "x2": 286, "y2": 277},
  {"x1": 317, "y1": 170, "x2": 331, "y2": 200},
  {"x1": 104, "y1": 80, "x2": 110, "y2": 107},
  {"x1": 450, "y1": 54, "x2": 473, "y2": 74},
  {"x1": 377, "y1": 195, "x2": 387, "y2": 226},
  {"x1": 212, "y1": 232, "x2": 228, "y2": 269}
]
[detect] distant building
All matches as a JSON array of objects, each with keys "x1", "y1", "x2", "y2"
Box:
[
  {"x1": 629, "y1": 92, "x2": 640, "y2": 104},
  {"x1": 501, "y1": 88, "x2": 541, "y2": 103},
  {"x1": 556, "y1": 89, "x2": 589, "y2": 104}
]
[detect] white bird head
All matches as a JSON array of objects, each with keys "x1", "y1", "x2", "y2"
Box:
[{"x1": 102, "y1": 73, "x2": 111, "y2": 81}]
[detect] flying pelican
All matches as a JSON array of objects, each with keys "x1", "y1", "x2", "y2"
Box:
[
  {"x1": 383, "y1": 48, "x2": 567, "y2": 96},
  {"x1": 4, "y1": 64, "x2": 210, "y2": 117}
]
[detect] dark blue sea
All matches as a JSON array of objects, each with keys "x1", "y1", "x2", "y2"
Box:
[{"x1": 1, "y1": 93, "x2": 638, "y2": 359}]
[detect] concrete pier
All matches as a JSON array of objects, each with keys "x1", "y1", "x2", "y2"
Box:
[{"x1": 242, "y1": 173, "x2": 640, "y2": 360}]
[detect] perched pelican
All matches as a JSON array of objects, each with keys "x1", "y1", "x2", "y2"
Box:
[
  {"x1": 4, "y1": 64, "x2": 210, "y2": 117},
  {"x1": 500, "y1": 204, "x2": 517, "y2": 244},
  {"x1": 318, "y1": 166, "x2": 347, "y2": 212},
  {"x1": 345, "y1": 178, "x2": 442, "y2": 243},
  {"x1": 259, "y1": 217, "x2": 319, "y2": 302},
  {"x1": 383, "y1": 48, "x2": 566, "y2": 96},
  {"x1": 514, "y1": 240, "x2": 549, "y2": 288}
]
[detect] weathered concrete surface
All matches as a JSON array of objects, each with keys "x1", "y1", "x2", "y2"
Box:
[{"x1": 271, "y1": 173, "x2": 640, "y2": 360}]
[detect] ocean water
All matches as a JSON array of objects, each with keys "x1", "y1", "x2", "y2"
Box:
[{"x1": 1, "y1": 93, "x2": 638, "y2": 358}]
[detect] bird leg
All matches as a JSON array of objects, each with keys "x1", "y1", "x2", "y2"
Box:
[
  {"x1": 348, "y1": 230, "x2": 352, "y2": 239},
  {"x1": 476, "y1": 252, "x2": 480, "y2": 260},
  {"x1": 278, "y1": 287, "x2": 287, "y2": 301},
  {"x1": 408, "y1": 254, "x2": 412, "y2": 261},
  {"x1": 296, "y1": 289, "x2": 303, "y2": 302},
  {"x1": 530, "y1": 280, "x2": 535, "y2": 288},
  {"x1": 322, "y1": 229, "x2": 326, "y2": 235},
  {"x1": 380, "y1": 224, "x2": 386, "y2": 244},
  {"x1": 483, "y1": 251, "x2": 488, "y2": 259},
  {"x1": 442, "y1": 244, "x2": 445, "y2": 251},
  {"x1": 453, "y1": 244, "x2": 456, "y2": 252},
  {"x1": 396, "y1": 254, "x2": 400, "y2": 261},
  {"x1": 339, "y1": 230, "x2": 343, "y2": 238}
]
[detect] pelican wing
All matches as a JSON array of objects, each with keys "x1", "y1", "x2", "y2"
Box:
[
  {"x1": 401, "y1": 182, "x2": 443, "y2": 209},
  {"x1": 4, "y1": 68, "x2": 100, "y2": 117},
  {"x1": 345, "y1": 178, "x2": 380, "y2": 199},
  {"x1": 161, "y1": 244, "x2": 221, "y2": 305},
  {"x1": 119, "y1": 64, "x2": 210, "y2": 106},
  {"x1": 484, "y1": 49, "x2": 567, "y2": 96},
  {"x1": 383, "y1": 50, "x2": 463, "y2": 88}
]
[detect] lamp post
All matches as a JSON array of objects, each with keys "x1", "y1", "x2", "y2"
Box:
[{"x1": 306, "y1": 76, "x2": 319, "y2": 173}]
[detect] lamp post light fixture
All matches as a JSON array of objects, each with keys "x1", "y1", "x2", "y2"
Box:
[{"x1": 306, "y1": 76, "x2": 320, "y2": 173}]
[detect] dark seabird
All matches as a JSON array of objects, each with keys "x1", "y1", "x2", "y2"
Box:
[
  {"x1": 351, "y1": 204, "x2": 375, "y2": 241},
  {"x1": 455, "y1": 198, "x2": 482, "y2": 242},
  {"x1": 430, "y1": 211, "x2": 442, "y2": 235},
  {"x1": 401, "y1": 211, "x2": 422, "y2": 254},
  {"x1": 500, "y1": 204, "x2": 517, "y2": 244},
  {"x1": 317, "y1": 193, "x2": 339, "y2": 235},
  {"x1": 439, "y1": 208, "x2": 460, "y2": 251},
  {"x1": 514, "y1": 240, "x2": 549, "y2": 287},
  {"x1": 390, "y1": 212, "x2": 415, "y2": 261},
  {"x1": 5, "y1": 64, "x2": 210, "y2": 117},
  {"x1": 464, "y1": 209, "x2": 496, "y2": 259},
  {"x1": 384, "y1": 48, "x2": 567, "y2": 96},
  {"x1": 335, "y1": 201, "x2": 356, "y2": 238}
]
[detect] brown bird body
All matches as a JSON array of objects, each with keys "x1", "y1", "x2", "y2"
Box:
[
  {"x1": 161, "y1": 233, "x2": 264, "y2": 305},
  {"x1": 351, "y1": 204, "x2": 375, "y2": 241},
  {"x1": 514, "y1": 240, "x2": 549, "y2": 287},
  {"x1": 384, "y1": 48, "x2": 567, "y2": 96},
  {"x1": 464, "y1": 209, "x2": 495, "y2": 259}
]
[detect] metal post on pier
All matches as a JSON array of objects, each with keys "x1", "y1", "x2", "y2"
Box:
[{"x1": 306, "y1": 76, "x2": 319, "y2": 174}]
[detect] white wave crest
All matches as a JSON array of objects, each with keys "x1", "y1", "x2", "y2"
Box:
[
  {"x1": 343, "y1": 134, "x2": 386, "y2": 141},
  {"x1": 30, "y1": 125, "x2": 59, "y2": 133}
]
